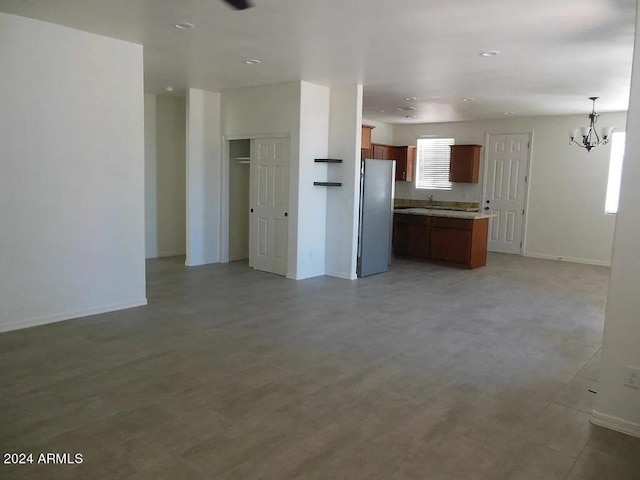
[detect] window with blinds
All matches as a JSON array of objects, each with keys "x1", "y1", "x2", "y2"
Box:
[
  {"x1": 605, "y1": 131, "x2": 626, "y2": 214},
  {"x1": 415, "y1": 138, "x2": 455, "y2": 190}
]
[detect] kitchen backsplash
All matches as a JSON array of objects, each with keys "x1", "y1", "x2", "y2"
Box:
[{"x1": 394, "y1": 198, "x2": 479, "y2": 212}]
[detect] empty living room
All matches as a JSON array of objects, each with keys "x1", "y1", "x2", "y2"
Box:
[{"x1": 2, "y1": 1, "x2": 640, "y2": 479}]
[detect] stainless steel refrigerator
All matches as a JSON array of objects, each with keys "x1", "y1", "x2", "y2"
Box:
[{"x1": 357, "y1": 158, "x2": 395, "y2": 277}]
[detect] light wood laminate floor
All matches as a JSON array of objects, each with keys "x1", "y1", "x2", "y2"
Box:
[{"x1": 1, "y1": 254, "x2": 639, "y2": 479}]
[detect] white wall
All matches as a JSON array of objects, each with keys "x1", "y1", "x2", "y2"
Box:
[
  {"x1": 144, "y1": 94, "x2": 158, "y2": 258},
  {"x1": 594, "y1": 2, "x2": 640, "y2": 437},
  {"x1": 156, "y1": 95, "x2": 186, "y2": 257},
  {"x1": 221, "y1": 82, "x2": 302, "y2": 277},
  {"x1": 186, "y1": 88, "x2": 222, "y2": 266},
  {"x1": 393, "y1": 112, "x2": 626, "y2": 266},
  {"x1": 297, "y1": 82, "x2": 330, "y2": 279},
  {"x1": 145, "y1": 94, "x2": 187, "y2": 258},
  {"x1": 326, "y1": 84, "x2": 364, "y2": 280},
  {"x1": 0, "y1": 13, "x2": 146, "y2": 332},
  {"x1": 362, "y1": 119, "x2": 394, "y2": 145}
]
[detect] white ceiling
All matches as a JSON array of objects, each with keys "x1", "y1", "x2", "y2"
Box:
[{"x1": 0, "y1": 0, "x2": 636, "y2": 123}]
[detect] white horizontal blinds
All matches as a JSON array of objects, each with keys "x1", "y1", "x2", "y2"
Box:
[
  {"x1": 605, "y1": 131, "x2": 626, "y2": 214},
  {"x1": 415, "y1": 138, "x2": 455, "y2": 190}
]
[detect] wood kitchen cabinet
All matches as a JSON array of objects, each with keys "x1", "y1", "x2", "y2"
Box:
[
  {"x1": 449, "y1": 144, "x2": 482, "y2": 183},
  {"x1": 371, "y1": 143, "x2": 395, "y2": 161},
  {"x1": 394, "y1": 146, "x2": 415, "y2": 182},
  {"x1": 361, "y1": 124, "x2": 375, "y2": 160},
  {"x1": 370, "y1": 143, "x2": 415, "y2": 182},
  {"x1": 371, "y1": 143, "x2": 385, "y2": 159},
  {"x1": 394, "y1": 214, "x2": 489, "y2": 269},
  {"x1": 430, "y1": 218, "x2": 474, "y2": 264},
  {"x1": 361, "y1": 124, "x2": 374, "y2": 151},
  {"x1": 393, "y1": 213, "x2": 430, "y2": 258}
]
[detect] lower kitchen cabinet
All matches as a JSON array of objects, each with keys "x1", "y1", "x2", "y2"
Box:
[
  {"x1": 393, "y1": 214, "x2": 430, "y2": 258},
  {"x1": 393, "y1": 214, "x2": 489, "y2": 269},
  {"x1": 431, "y1": 227, "x2": 473, "y2": 264}
]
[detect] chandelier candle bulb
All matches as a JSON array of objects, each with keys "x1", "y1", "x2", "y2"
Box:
[
  {"x1": 570, "y1": 129, "x2": 580, "y2": 140},
  {"x1": 601, "y1": 126, "x2": 615, "y2": 139}
]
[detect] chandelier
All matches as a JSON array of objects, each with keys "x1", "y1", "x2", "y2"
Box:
[{"x1": 569, "y1": 97, "x2": 615, "y2": 152}]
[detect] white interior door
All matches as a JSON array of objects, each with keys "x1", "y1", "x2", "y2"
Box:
[
  {"x1": 250, "y1": 138, "x2": 289, "y2": 276},
  {"x1": 483, "y1": 133, "x2": 530, "y2": 254}
]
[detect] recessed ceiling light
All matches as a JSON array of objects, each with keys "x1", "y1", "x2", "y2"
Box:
[
  {"x1": 397, "y1": 106, "x2": 417, "y2": 111},
  {"x1": 244, "y1": 59, "x2": 261, "y2": 65},
  {"x1": 462, "y1": 97, "x2": 474, "y2": 102},
  {"x1": 173, "y1": 22, "x2": 194, "y2": 29},
  {"x1": 479, "y1": 50, "x2": 500, "y2": 57},
  {"x1": 404, "y1": 97, "x2": 417, "y2": 101},
  {"x1": 405, "y1": 115, "x2": 417, "y2": 118},
  {"x1": 163, "y1": 86, "x2": 174, "y2": 92},
  {"x1": 503, "y1": 112, "x2": 514, "y2": 116},
  {"x1": 379, "y1": 109, "x2": 388, "y2": 113}
]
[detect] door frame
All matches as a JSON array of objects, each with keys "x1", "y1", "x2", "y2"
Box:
[
  {"x1": 220, "y1": 133, "x2": 290, "y2": 266},
  {"x1": 481, "y1": 131, "x2": 535, "y2": 255}
]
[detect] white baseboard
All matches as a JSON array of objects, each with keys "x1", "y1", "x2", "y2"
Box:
[
  {"x1": 0, "y1": 298, "x2": 148, "y2": 333},
  {"x1": 285, "y1": 270, "x2": 357, "y2": 281},
  {"x1": 286, "y1": 273, "x2": 315, "y2": 280},
  {"x1": 326, "y1": 271, "x2": 357, "y2": 280},
  {"x1": 591, "y1": 410, "x2": 640, "y2": 438},
  {"x1": 146, "y1": 250, "x2": 186, "y2": 259},
  {"x1": 157, "y1": 250, "x2": 186, "y2": 258},
  {"x1": 523, "y1": 252, "x2": 611, "y2": 267},
  {"x1": 185, "y1": 259, "x2": 219, "y2": 267}
]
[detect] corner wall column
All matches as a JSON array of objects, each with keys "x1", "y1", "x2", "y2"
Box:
[
  {"x1": 186, "y1": 88, "x2": 222, "y2": 266},
  {"x1": 593, "y1": 1, "x2": 640, "y2": 437}
]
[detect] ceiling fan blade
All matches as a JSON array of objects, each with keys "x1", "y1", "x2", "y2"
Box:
[{"x1": 222, "y1": 0, "x2": 252, "y2": 10}]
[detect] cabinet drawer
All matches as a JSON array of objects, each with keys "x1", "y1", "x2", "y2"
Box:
[
  {"x1": 432, "y1": 217, "x2": 472, "y2": 230},
  {"x1": 394, "y1": 214, "x2": 430, "y2": 226}
]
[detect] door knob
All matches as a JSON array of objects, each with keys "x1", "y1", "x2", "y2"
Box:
[
  {"x1": 284, "y1": 212, "x2": 288, "y2": 217},
  {"x1": 250, "y1": 208, "x2": 253, "y2": 213},
  {"x1": 484, "y1": 207, "x2": 490, "y2": 211}
]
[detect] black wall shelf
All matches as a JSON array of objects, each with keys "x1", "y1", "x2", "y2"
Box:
[
  {"x1": 314, "y1": 182, "x2": 342, "y2": 187},
  {"x1": 315, "y1": 158, "x2": 342, "y2": 186}
]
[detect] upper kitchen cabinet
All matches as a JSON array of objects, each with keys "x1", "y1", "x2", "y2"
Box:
[
  {"x1": 395, "y1": 146, "x2": 415, "y2": 182},
  {"x1": 371, "y1": 143, "x2": 415, "y2": 182},
  {"x1": 361, "y1": 124, "x2": 375, "y2": 160},
  {"x1": 361, "y1": 124, "x2": 375, "y2": 151},
  {"x1": 371, "y1": 143, "x2": 395, "y2": 161},
  {"x1": 449, "y1": 144, "x2": 482, "y2": 183}
]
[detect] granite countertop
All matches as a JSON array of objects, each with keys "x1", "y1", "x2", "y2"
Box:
[{"x1": 394, "y1": 207, "x2": 497, "y2": 220}]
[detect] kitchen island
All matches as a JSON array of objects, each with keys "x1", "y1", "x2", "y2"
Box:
[{"x1": 393, "y1": 208, "x2": 496, "y2": 269}]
